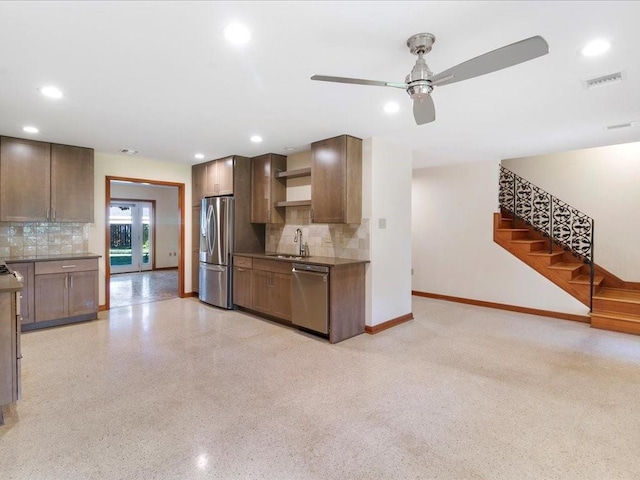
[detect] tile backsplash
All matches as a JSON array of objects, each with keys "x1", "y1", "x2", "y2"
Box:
[
  {"x1": 0, "y1": 222, "x2": 89, "y2": 258},
  {"x1": 266, "y1": 207, "x2": 370, "y2": 260}
]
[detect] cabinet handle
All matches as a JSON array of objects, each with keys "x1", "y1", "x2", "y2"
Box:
[
  {"x1": 64, "y1": 276, "x2": 68, "y2": 289},
  {"x1": 310, "y1": 208, "x2": 314, "y2": 222},
  {"x1": 46, "y1": 208, "x2": 50, "y2": 220},
  {"x1": 237, "y1": 268, "x2": 245, "y2": 272},
  {"x1": 61, "y1": 265, "x2": 77, "y2": 269},
  {"x1": 267, "y1": 209, "x2": 271, "y2": 222},
  {"x1": 70, "y1": 275, "x2": 73, "y2": 289},
  {"x1": 53, "y1": 209, "x2": 56, "y2": 221}
]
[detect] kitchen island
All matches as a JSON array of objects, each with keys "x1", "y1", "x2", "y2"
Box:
[
  {"x1": 0, "y1": 264, "x2": 23, "y2": 425},
  {"x1": 232, "y1": 253, "x2": 368, "y2": 343}
]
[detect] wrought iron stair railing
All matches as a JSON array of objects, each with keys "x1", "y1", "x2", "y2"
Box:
[{"x1": 498, "y1": 165, "x2": 595, "y2": 310}]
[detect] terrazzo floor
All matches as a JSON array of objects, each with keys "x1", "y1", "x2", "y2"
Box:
[
  {"x1": 110, "y1": 269, "x2": 178, "y2": 308},
  {"x1": 2, "y1": 296, "x2": 640, "y2": 479}
]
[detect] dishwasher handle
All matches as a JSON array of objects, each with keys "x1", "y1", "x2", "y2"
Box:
[{"x1": 292, "y1": 263, "x2": 329, "y2": 274}]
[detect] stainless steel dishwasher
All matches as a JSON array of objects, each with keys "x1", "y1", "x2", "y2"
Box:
[{"x1": 292, "y1": 263, "x2": 329, "y2": 334}]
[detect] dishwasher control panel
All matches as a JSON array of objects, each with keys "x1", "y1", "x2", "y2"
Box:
[{"x1": 292, "y1": 263, "x2": 329, "y2": 274}]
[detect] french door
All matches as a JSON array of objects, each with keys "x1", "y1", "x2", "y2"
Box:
[{"x1": 109, "y1": 201, "x2": 153, "y2": 274}]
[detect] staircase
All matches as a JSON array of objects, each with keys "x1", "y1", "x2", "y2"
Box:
[{"x1": 495, "y1": 166, "x2": 640, "y2": 336}]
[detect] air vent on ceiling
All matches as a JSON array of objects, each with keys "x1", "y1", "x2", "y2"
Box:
[
  {"x1": 119, "y1": 148, "x2": 139, "y2": 155},
  {"x1": 605, "y1": 121, "x2": 636, "y2": 131},
  {"x1": 584, "y1": 72, "x2": 623, "y2": 89}
]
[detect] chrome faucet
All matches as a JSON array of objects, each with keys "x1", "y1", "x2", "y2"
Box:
[{"x1": 294, "y1": 228, "x2": 306, "y2": 257}]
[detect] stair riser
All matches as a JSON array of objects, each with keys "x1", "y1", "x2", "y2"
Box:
[
  {"x1": 495, "y1": 231, "x2": 529, "y2": 241},
  {"x1": 591, "y1": 316, "x2": 640, "y2": 335},
  {"x1": 549, "y1": 268, "x2": 584, "y2": 281},
  {"x1": 592, "y1": 299, "x2": 640, "y2": 316},
  {"x1": 508, "y1": 242, "x2": 547, "y2": 253}
]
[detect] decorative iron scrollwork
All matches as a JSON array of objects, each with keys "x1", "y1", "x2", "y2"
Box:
[{"x1": 498, "y1": 166, "x2": 593, "y2": 263}]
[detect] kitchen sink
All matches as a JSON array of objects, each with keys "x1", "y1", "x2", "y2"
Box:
[{"x1": 266, "y1": 254, "x2": 304, "y2": 260}]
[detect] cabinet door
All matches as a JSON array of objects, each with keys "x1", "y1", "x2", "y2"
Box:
[
  {"x1": 250, "y1": 154, "x2": 270, "y2": 223},
  {"x1": 9, "y1": 263, "x2": 35, "y2": 325},
  {"x1": 251, "y1": 270, "x2": 272, "y2": 315},
  {"x1": 205, "y1": 161, "x2": 220, "y2": 196},
  {"x1": 68, "y1": 270, "x2": 98, "y2": 316},
  {"x1": 0, "y1": 137, "x2": 51, "y2": 222},
  {"x1": 217, "y1": 157, "x2": 234, "y2": 195},
  {"x1": 35, "y1": 273, "x2": 68, "y2": 322},
  {"x1": 270, "y1": 272, "x2": 292, "y2": 321},
  {"x1": 233, "y1": 266, "x2": 252, "y2": 307},
  {"x1": 50, "y1": 144, "x2": 94, "y2": 222},
  {"x1": 311, "y1": 136, "x2": 346, "y2": 223},
  {"x1": 192, "y1": 163, "x2": 206, "y2": 206}
]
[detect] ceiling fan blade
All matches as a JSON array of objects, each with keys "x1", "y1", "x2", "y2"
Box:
[
  {"x1": 431, "y1": 36, "x2": 549, "y2": 87},
  {"x1": 311, "y1": 75, "x2": 407, "y2": 89},
  {"x1": 413, "y1": 95, "x2": 436, "y2": 125}
]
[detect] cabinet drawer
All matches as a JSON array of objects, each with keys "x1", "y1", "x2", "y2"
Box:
[
  {"x1": 253, "y1": 258, "x2": 293, "y2": 275},
  {"x1": 234, "y1": 256, "x2": 253, "y2": 269},
  {"x1": 35, "y1": 258, "x2": 98, "y2": 275}
]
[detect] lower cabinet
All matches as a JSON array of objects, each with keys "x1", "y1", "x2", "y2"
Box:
[
  {"x1": 9, "y1": 257, "x2": 99, "y2": 331},
  {"x1": 233, "y1": 265, "x2": 252, "y2": 308}
]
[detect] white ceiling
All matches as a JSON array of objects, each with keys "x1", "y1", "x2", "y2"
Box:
[{"x1": 0, "y1": 1, "x2": 638, "y2": 169}]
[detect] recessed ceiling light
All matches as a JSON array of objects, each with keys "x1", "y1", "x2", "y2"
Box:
[
  {"x1": 223, "y1": 23, "x2": 251, "y2": 46},
  {"x1": 22, "y1": 126, "x2": 39, "y2": 134},
  {"x1": 283, "y1": 147, "x2": 296, "y2": 152},
  {"x1": 250, "y1": 135, "x2": 262, "y2": 143},
  {"x1": 194, "y1": 153, "x2": 205, "y2": 160},
  {"x1": 384, "y1": 102, "x2": 400, "y2": 114},
  {"x1": 38, "y1": 85, "x2": 63, "y2": 99},
  {"x1": 581, "y1": 39, "x2": 610, "y2": 57},
  {"x1": 604, "y1": 121, "x2": 636, "y2": 131},
  {"x1": 119, "y1": 148, "x2": 139, "y2": 155}
]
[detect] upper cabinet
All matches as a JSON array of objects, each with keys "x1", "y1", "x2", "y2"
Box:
[
  {"x1": 192, "y1": 163, "x2": 206, "y2": 206},
  {"x1": 250, "y1": 154, "x2": 287, "y2": 224},
  {"x1": 0, "y1": 136, "x2": 94, "y2": 223},
  {"x1": 205, "y1": 157, "x2": 234, "y2": 197},
  {"x1": 311, "y1": 135, "x2": 362, "y2": 224}
]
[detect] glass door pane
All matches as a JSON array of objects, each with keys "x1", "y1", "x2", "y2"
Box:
[
  {"x1": 140, "y1": 203, "x2": 153, "y2": 271},
  {"x1": 110, "y1": 203, "x2": 134, "y2": 271}
]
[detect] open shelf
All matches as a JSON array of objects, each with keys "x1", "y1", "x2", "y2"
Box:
[
  {"x1": 274, "y1": 200, "x2": 311, "y2": 208},
  {"x1": 275, "y1": 167, "x2": 311, "y2": 179}
]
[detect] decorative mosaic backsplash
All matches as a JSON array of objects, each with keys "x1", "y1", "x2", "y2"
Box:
[
  {"x1": 266, "y1": 207, "x2": 370, "y2": 260},
  {"x1": 0, "y1": 222, "x2": 89, "y2": 258}
]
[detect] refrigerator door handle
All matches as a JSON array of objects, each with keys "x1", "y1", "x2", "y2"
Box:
[{"x1": 206, "y1": 204, "x2": 215, "y2": 255}]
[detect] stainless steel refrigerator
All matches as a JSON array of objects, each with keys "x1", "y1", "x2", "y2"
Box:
[{"x1": 199, "y1": 196, "x2": 234, "y2": 309}]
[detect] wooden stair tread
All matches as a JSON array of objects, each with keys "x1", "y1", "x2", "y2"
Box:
[
  {"x1": 568, "y1": 275, "x2": 603, "y2": 285},
  {"x1": 495, "y1": 228, "x2": 530, "y2": 232},
  {"x1": 593, "y1": 287, "x2": 640, "y2": 303},
  {"x1": 527, "y1": 251, "x2": 564, "y2": 258},
  {"x1": 547, "y1": 262, "x2": 584, "y2": 271},
  {"x1": 509, "y1": 239, "x2": 546, "y2": 244},
  {"x1": 590, "y1": 310, "x2": 640, "y2": 323}
]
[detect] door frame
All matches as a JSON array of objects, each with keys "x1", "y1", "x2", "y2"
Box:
[
  {"x1": 110, "y1": 198, "x2": 157, "y2": 272},
  {"x1": 105, "y1": 176, "x2": 186, "y2": 310}
]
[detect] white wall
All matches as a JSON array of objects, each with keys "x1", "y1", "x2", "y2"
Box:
[
  {"x1": 89, "y1": 152, "x2": 191, "y2": 306},
  {"x1": 411, "y1": 160, "x2": 587, "y2": 316},
  {"x1": 110, "y1": 182, "x2": 179, "y2": 269},
  {"x1": 503, "y1": 141, "x2": 640, "y2": 281},
  {"x1": 363, "y1": 137, "x2": 413, "y2": 326}
]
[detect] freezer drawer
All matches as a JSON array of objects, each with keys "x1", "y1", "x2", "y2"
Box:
[
  {"x1": 292, "y1": 264, "x2": 329, "y2": 334},
  {"x1": 199, "y1": 263, "x2": 232, "y2": 309}
]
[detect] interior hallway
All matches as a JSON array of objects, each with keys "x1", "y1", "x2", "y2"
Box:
[
  {"x1": 110, "y1": 269, "x2": 178, "y2": 308},
  {"x1": 2, "y1": 296, "x2": 639, "y2": 479}
]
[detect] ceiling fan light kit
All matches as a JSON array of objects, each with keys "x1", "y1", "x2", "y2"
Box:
[{"x1": 311, "y1": 33, "x2": 549, "y2": 126}]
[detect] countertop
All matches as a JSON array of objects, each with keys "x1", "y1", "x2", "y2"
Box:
[
  {"x1": 234, "y1": 252, "x2": 369, "y2": 267},
  {"x1": 4, "y1": 253, "x2": 101, "y2": 264},
  {"x1": 0, "y1": 273, "x2": 22, "y2": 293}
]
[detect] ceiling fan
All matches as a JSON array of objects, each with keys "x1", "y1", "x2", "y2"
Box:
[{"x1": 311, "y1": 33, "x2": 549, "y2": 125}]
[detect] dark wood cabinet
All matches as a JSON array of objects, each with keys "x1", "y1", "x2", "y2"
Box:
[
  {"x1": 192, "y1": 205, "x2": 201, "y2": 293},
  {"x1": 0, "y1": 287, "x2": 21, "y2": 419},
  {"x1": 0, "y1": 137, "x2": 51, "y2": 222},
  {"x1": 250, "y1": 154, "x2": 287, "y2": 224},
  {"x1": 233, "y1": 256, "x2": 253, "y2": 308},
  {"x1": 0, "y1": 136, "x2": 94, "y2": 223},
  {"x1": 205, "y1": 157, "x2": 234, "y2": 197},
  {"x1": 192, "y1": 163, "x2": 206, "y2": 207},
  {"x1": 50, "y1": 144, "x2": 94, "y2": 222},
  {"x1": 270, "y1": 272, "x2": 292, "y2": 321},
  {"x1": 8, "y1": 263, "x2": 34, "y2": 325},
  {"x1": 311, "y1": 135, "x2": 362, "y2": 224},
  {"x1": 31, "y1": 258, "x2": 98, "y2": 328}
]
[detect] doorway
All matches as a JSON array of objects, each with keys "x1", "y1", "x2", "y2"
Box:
[
  {"x1": 105, "y1": 176, "x2": 186, "y2": 311},
  {"x1": 109, "y1": 200, "x2": 154, "y2": 274}
]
